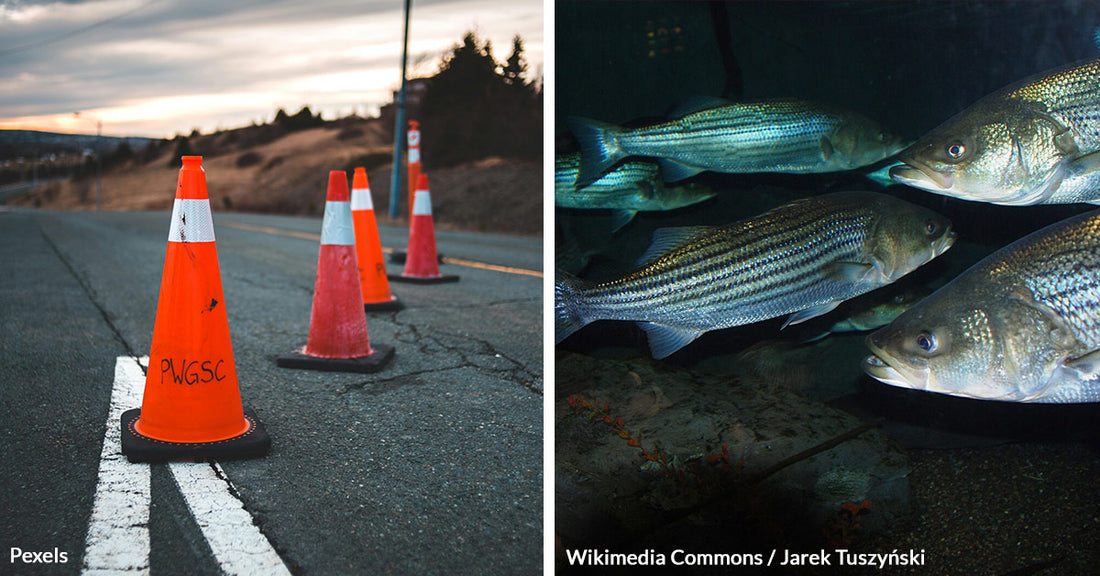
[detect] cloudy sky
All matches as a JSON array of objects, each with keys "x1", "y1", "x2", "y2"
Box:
[{"x1": 0, "y1": 0, "x2": 543, "y2": 138}]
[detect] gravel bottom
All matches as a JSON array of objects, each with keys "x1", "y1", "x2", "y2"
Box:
[{"x1": 853, "y1": 442, "x2": 1100, "y2": 576}]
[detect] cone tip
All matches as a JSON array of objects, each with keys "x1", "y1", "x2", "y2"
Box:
[
  {"x1": 327, "y1": 170, "x2": 350, "y2": 201},
  {"x1": 176, "y1": 156, "x2": 208, "y2": 199},
  {"x1": 416, "y1": 173, "x2": 429, "y2": 190},
  {"x1": 409, "y1": 119, "x2": 419, "y2": 129},
  {"x1": 352, "y1": 167, "x2": 368, "y2": 188}
]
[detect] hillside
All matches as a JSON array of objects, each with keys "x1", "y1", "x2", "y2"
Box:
[
  {"x1": 8, "y1": 117, "x2": 542, "y2": 236},
  {"x1": 0, "y1": 130, "x2": 154, "y2": 159}
]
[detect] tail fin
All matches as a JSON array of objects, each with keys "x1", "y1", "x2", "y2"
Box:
[
  {"x1": 567, "y1": 116, "x2": 625, "y2": 188},
  {"x1": 555, "y1": 271, "x2": 590, "y2": 343}
]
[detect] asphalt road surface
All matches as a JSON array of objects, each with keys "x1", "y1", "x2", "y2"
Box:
[{"x1": 0, "y1": 207, "x2": 543, "y2": 575}]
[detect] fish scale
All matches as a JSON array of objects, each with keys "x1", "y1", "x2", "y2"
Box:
[
  {"x1": 864, "y1": 209, "x2": 1100, "y2": 403},
  {"x1": 627, "y1": 104, "x2": 840, "y2": 170},
  {"x1": 602, "y1": 212, "x2": 861, "y2": 313},
  {"x1": 567, "y1": 98, "x2": 904, "y2": 186},
  {"x1": 893, "y1": 57, "x2": 1100, "y2": 205},
  {"x1": 1015, "y1": 219, "x2": 1100, "y2": 347},
  {"x1": 557, "y1": 191, "x2": 955, "y2": 358},
  {"x1": 1017, "y1": 61, "x2": 1100, "y2": 149}
]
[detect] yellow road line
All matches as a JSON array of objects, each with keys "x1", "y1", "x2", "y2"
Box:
[
  {"x1": 222, "y1": 221, "x2": 542, "y2": 278},
  {"x1": 439, "y1": 256, "x2": 543, "y2": 278},
  {"x1": 222, "y1": 221, "x2": 324, "y2": 243}
]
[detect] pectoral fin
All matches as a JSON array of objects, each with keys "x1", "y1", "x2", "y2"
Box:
[
  {"x1": 1053, "y1": 151, "x2": 1100, "y2": 204},
  {"x1": 657, "y1": 158, "x2": 706, "y2": 182},
  {"x1": 820, "y1": 136, "x2": 836, "y2": 161},
  {"x1": 782, "y1": 301, "x2": 841, "y2": 329},
  {"x1": 610, "y1": 209, "x2": 637, "y2": 233},
  {"x1": 1062, "y1": 349, "x2": 1100, "y2": 380},
  {"x1": 823, "y1": 262, "x2": 876, "y2": 283},
  {"x1": 1038, "y1": 349, "x2": 1100, "y2": 403},
  {"x1": 1065, "y1": 150, "x2": 1100, "y2": 178},
  {"x1": 639, "y1": 322, "x2": 706, "y2": 359}
]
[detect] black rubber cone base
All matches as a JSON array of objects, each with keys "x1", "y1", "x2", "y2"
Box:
[
  {"x1": 387, "y1": 273, "x2": 459, "y2": 284},
  {"x1": 120, "y1": 407, "x2": 271, "y2": 463},
  {"x1": 364, "y1": 295, "x2": 404, "y2": 312},
  {"x1": 276, "y1": 342, "x2": 395, "y2": 373},
  {"x1": 388, "y1": 251, "x2": 444, "y2": 264}
]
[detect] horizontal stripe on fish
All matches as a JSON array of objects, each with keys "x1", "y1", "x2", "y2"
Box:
[
  {"x1": 865, "y1": 209, "x2": 1100, "y2": 403},
  {"x1": 557, "y1": 191, "x2": 955, "y2": 358},
  {"x1": 568, "y1": 98, "x2": 905, "y2": 186},
  {"x1": 585, "y1": 217, "x2": 871, "y2": 322}
]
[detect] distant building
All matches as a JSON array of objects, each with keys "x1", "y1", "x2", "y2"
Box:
[{"x1": 379, "y1": 77, "x2": 431, "y2": 138}]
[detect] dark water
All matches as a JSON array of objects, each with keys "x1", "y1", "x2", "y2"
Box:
[{"x1": 555, "y1": 2, "x2": 1100, "y2": 574}]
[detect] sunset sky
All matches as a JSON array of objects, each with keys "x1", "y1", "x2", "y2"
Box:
[{"x1": 0, "y1": 0, "x2": 543, "y2": 138}]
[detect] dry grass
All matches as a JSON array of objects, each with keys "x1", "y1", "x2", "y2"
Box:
[{"x1": 12, "y1": 118, "x2": 542, "y2": 236}]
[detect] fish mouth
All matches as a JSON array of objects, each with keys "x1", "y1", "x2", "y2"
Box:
[
  {"x1": 933, "y1": 228, "x2": 957, "y2": 257},
  {"x1": 862, "y1": 340, "x2": 927, "y2": 390},
  {"x1": 861, "y1": 353, "x2": 914, "y2": 388},
  {"x1": 889, "y1": 162, "x2": 954, "y2": 192}
]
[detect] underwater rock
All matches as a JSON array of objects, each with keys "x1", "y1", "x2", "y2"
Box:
[{"x1": 556, "y1": 350, "x2": 911, "y2": 550}]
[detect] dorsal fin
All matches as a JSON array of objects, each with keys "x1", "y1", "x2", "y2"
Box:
[
  {"x1": 668, "y1": 96, "x2": 732, "y2": 118},
  {"x1": 635, "y1": 226, "x2": 712, "y2": 267}
]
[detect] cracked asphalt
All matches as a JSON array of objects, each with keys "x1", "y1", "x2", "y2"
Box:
[{"x1": 0, "y1": 207, "x2": 542, "y2": 575}]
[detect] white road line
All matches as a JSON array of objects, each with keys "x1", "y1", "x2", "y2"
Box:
[
  {"x1": 82, "y1": 356, "x2": 150, "y2": 575},
  {"x1": 84, "y1": 356, "x2": 289, "y2": 576},
  {"x1": 168, "y1": 462, "x2": 291, "y2": 576}
]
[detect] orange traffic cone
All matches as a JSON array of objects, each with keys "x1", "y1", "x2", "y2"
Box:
[
  {"x1": 121, "y1": 156, "x2": 270, "y2": 462},
  {"x1": 277, "y1": 170, "x2": 395, "y2": 373},
  {"x1": 390, "y1": 173, "x2": 459, "y2": 284},
  {"x1": 350, "y1": 168, "x2": 402, "y2": 312}
]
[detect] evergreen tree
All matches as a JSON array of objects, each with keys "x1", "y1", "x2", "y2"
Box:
[
  {"x1": 502, "y1": 35, "x2": 528, "y2": 89},
  {"x1": 419, "y1": 31, "x2": 541, "y2": 167}
]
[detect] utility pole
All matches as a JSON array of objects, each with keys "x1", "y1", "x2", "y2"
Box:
[
  {"x1": 74, "y1": 111, "x2": 103, "y2": 211},
  {"x1": 95, "y1": 119, "x2": 102, "y2": 212},
  {"x1": 388, "y1": 0, "x2": 411, "y2": 220}
]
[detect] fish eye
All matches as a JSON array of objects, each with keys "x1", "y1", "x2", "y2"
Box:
[
  {"x1": 915, "y1": 331, "x2": 936, "y2": 353},
  {"x1": 924, "y1": 220, "x2": 938, "y2": 235},
  {"x1": 946, "y1": 142, "x2": 966, "y2": 159}
]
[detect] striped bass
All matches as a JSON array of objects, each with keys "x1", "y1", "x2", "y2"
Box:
[
  {"x1": 865, "y1": 209, "x2": 1100, "y2": 403},
  {"x1": 891, "y1": 58, "x2": 1100, "y2": 205},
  {"x1": 556, "y1": 191, "x2": 955, "y2": 359},
  {"x1": 555, "y1": 153, "x2": 716, "y2": 232},
  {"x1": 567, "y1": 97, "x2": 905, "y2": 187}
]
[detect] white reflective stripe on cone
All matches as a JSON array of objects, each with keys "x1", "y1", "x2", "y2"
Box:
[
  {"x1": 320, "y1": 200, "x2": 355, "y2": 245},
  {"x1": 350, "y1": 188, "x2": 374, "y2": 211},
  {"x1": 412, "y1": 191, "x2": 432, "y2": 216},
  {"x1": 408, "y1": 148, "x2": 420, "y2": 163},
  {"x1": 168, "y1": 198, "x2": 216, "y2": 243}
]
